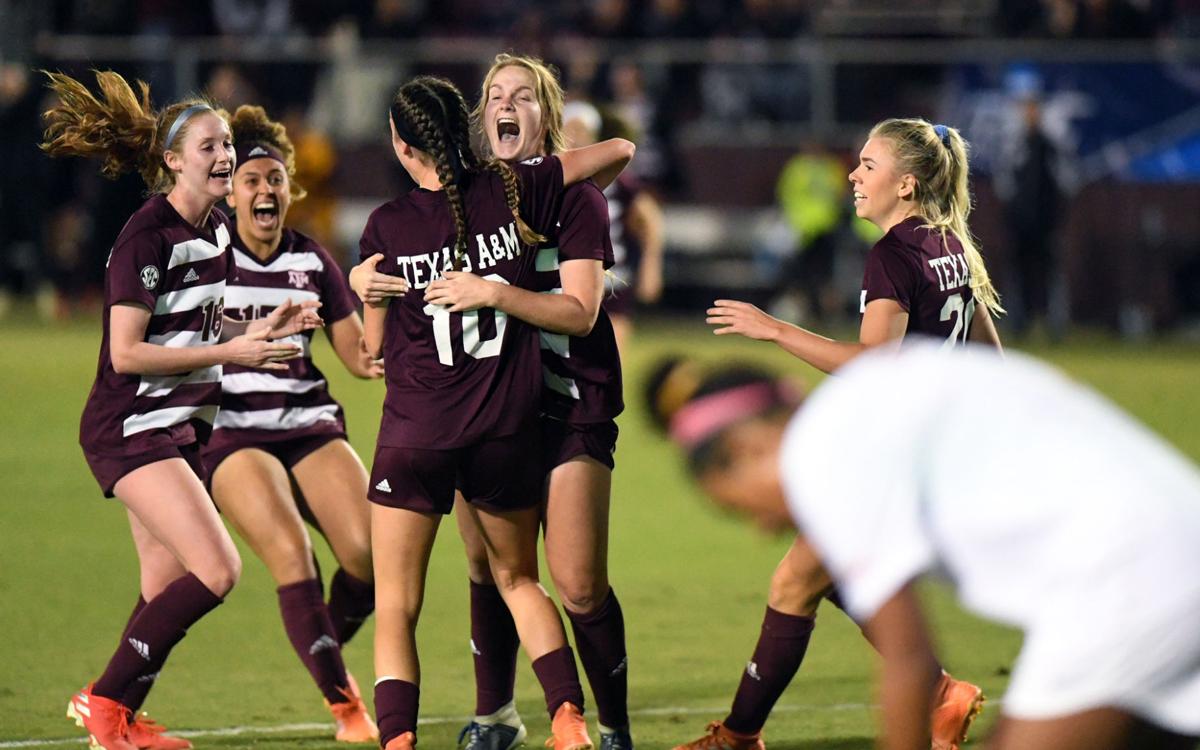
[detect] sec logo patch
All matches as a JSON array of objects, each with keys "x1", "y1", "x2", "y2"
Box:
[
  {"x1": 520, "y1": 156, "x2": 544, "y2": 166},
  {"x1": 140, "y1": 265, "x2": 160, "y2": 291}
]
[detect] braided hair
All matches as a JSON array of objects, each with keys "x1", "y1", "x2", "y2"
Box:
[{"x1": 390, "y1": 76, "x2": 545, "y2": 271}]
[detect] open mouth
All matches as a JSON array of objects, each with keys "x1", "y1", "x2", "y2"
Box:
[
  {"x1": 496, "y1": 118, "x2": 520, "y2": 144},
  {"x1": 853, "y1": 191, "x2": 866, "y2": 204},
  {"x1": 252, "y1": 200, "x2": 280, "y2": 229},
  {"x1": 210, "y1": 167, "x2": 232, "y2": 181}
]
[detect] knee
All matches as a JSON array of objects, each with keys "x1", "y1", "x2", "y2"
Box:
[
  {"x1": 554, "y1": 574, "x2": 608, "y2": 615},
  {"x1": 197, "y1": 551, "x2": 242, "y2": 598},
  {"x1": 263, "y1": 535, "x2": 316, "y2": 584},
  {"x1": 490, "y1": 564, "x2": 538, "y2": 595},
  {"x1": 767, "y1": 564, "x2": 825, "y2": 616},
  {"x1": 465, "y1": 548, "x2": 494, "y2": 586}
]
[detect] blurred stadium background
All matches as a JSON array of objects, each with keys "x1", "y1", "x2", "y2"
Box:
[{"x1": 2, "y1": 1, "x2": 1200, "y2": 747}]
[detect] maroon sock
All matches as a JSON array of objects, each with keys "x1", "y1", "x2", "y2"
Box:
[
  {"x1": 278, "y1": 578, "x2": 351, "y2": 704},
  {"x1": 327, "y1": 568, "x2": 375, "y2": 646},
  {"x1": 724, "y1": 606, "x2": 816, "y2": 735},
  {"x1": 117, "y1": 596, "x2": 157, "y2": 712},
  {"x1": 531, "y1": 646, "x2": 585, "y2": 719},
  {"x1": 469, "y1": 581, "x2": 520, "y2": 715},
  {"x1": 375, "y1": 678, "x2": 419, "y2": 746},
  {"x1": 566, "y1": 589, "x2": 628, "y2": 729},
  {"x1": 92, "y1": 574, "x2": 222, "y2": 701}
]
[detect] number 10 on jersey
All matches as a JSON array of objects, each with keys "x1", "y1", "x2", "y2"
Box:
[{"x1": 422, "y1": 273, "x2": 510, "y2": 366}]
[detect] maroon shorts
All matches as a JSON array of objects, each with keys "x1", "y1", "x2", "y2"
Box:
[
  {"x1": 202, "y1": 430, "x2": 345, "y2": 478},
  {"x1": 541, "y1": 417, "x2": 618, "y2": 474},
  {"x1": 369, "y1": 428, "x2": 542, "y2": 515},
  {"x1": 84, "y1": 441, "x2": 207, "y2": 498}
]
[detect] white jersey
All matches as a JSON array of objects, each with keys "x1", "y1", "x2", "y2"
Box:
[{"x1": 780, "y1": 342, "x2": 1200, "y2": 730}]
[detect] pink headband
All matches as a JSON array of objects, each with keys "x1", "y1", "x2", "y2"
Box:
[{"x1": 669, "y1": 382, "x2": 796, "y2": 451}]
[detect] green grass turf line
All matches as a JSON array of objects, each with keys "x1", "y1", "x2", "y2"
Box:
[{"x1": 1, "y1": 315, "x2": 1196, "y2": 747}]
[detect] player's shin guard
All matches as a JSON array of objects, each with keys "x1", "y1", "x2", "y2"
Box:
[
  {"x1": 375, "y1": 678, "x2": 419, "y2": 747},
  {"x1": 724, "y1": 607, "x2": 815, "y2": 735},
  {"x1": 567, "y1": 589, "x2": 629, "y2": 730},
  {"x1": 531, "y1": 646, "x2": 586, "y2": 719},
  {"x1": 278, "y1": 578, "x2": 351, "y2": 704}
]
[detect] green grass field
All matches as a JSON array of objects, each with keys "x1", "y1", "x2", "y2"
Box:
[{"x1": 2, "y1": 315, "x2": 1198, "y2": 748}]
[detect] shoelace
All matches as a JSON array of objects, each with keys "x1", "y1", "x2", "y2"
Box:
[
  {"x1": 691, "y1": 722, "x2": 733, "y2": 750},
  {"x1": 458, "y1": 722, "x2": 486, "y2": 749},
  {"x1": 130, "y1": 713, "x2": 167, "y2": 735}
]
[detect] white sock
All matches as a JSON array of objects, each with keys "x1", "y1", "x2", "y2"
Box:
[{"x1": 476, "y1": 699, "x2": 521, "y2": 726}]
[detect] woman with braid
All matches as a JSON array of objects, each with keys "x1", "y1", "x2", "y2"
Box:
[
  {"x1": 669, "y1": 119, "x2": 1001, "y2": 750},
  {"x1": 357, "y1": 54, "x2": 634, "y2": 750},
  {"x1": 203, "y1": 104, "x2": 379, "y2": 743},
  {"x1": 40, "y1": 70, "x2": 319, "y2": 750},
  {"x1": 360, "y1": 76, "x2": 633, "y2": 750}
]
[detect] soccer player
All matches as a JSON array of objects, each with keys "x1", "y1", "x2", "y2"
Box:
[
  {"x1": 359, "y1": 75, "x2": 633, "y2": 750},
  {"x1": 203, "y1": 104, "x2": 380, "y2": 742},
  {"x1": 41, "y1": 71, "x2": 319, "y2": 750},
  {"x1": 655, "y1": 343, "x2": 1200, "y2": 750},
  {"x1": 671, "y1": 119, "x2": 1002, "y2": 750},
  {"x1": 353, "y1": 54, "x2": 633, "y2": 750},
  {"x1": 562, "y1": 100, "x2": 664, "y2": 358}
]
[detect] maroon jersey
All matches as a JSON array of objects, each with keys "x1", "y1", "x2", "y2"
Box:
[
  {"x1": 80, "y1": 195, "x2": 232, "y2": 457},
  {"x1": 203, "y1": 226, "x2": 357, "y2": 461},
  {"x1": 360, "y1": 156, "x2": 564, "y2": 449},
  {"x1": 860, "y1": 217, "x2": 977, "y2": 346},
  {"x1": 535, "y1": 181, "x2": 624, "y2": 424},
  {"x1": 601, "y1": 172, "x2": 643, "y2": 316}
]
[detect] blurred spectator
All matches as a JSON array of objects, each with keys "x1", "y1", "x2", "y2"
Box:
[
  {"x1": 994, "y1": 85, "x2": 1070, "y2": 338},
  {"x1": 280, "y1": 106, "x2": 344, "y2": 261},
  {"x1": 0, "y1": 63, "x2": 47, "y2": 316},
  {"x1": 210, "y1": 0, "x2": 293, "y2": 37},
  {"x1": 205, "y1": 63, "x2": 260, "y2": 110}
]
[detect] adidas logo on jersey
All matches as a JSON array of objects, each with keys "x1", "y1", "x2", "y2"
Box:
[
  {"x1": 375, "y1": 479, "x2": 392, "y2": 493},
  {"x1": 128, "y1": 637, "x2": 151, "y2": 661},
  {"x1": 745, "y1": 660, "x2": 761, "y2": 681},
  {"x1": 183, "y1": 268, "x2": 200, "y2": 284},
  {"x1": 309, "y1": 634, "x2": 339, "y2": 655}
]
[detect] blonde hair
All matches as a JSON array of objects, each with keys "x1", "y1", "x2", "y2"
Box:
[
  {"x1": 226, "y1": 104, "x2": 307, "y2": 201},
  {"x1": 869, "y1": 118, "x2": 1004, "y2": 315},
  {"x1": 473, "y1": 53, "x2": 566, "y2": 158},
  {"x1": 40, "y1": 70, "x2": 225, "y2": 194}
]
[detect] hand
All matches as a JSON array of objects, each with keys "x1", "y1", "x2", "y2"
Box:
[
  {"x1": 423, "y1": 271, "x2": 497, "y2": 312},
  {"x1": 249, "y1": 298, "x2": 324, "y2": 340},
  {"x1": 356, "y1": 338, "x2": 385, "y2": 379},
  {"x1": 351, "y1": 253, "x2": 409, "y2": 305},
  {"x1": 707, "y1": 299, "x2": 783, "y2": 341},
  {"x1": 221, "y1": 326, "x2": 303, "y2": 370}
]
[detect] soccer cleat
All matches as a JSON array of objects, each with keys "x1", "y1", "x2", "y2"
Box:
[
  {"x1": 930, "y1": 672, "x2": 985, "y2": 750},
  {"x1": 126, "y1": 712, "x2": 193, "y2": 750},
  {"x1": 598, "y1": 727, "x2": 634, "y2": 750},
  {"x1": 66, "y1": 684, "x2": 137, "y2": 750},
  {"x1": 326, "y1": 678, "x2": 380, "y2": 743},
  {"x1": 384, "y1": 731, "x2": 417, "y2": 750},
  {"x1": 545, "y1": 702, "x2": 592, "y2": 750},
  {"x1": 458, "y1": 720, "x2": 528, "y2": 750},
  {"x1": 670, "y1": 722, "x2": 764, "y2": 750}
]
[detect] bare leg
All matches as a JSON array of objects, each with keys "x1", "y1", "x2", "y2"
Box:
[
  {"x1": 291, "y1": 439, "x2": 373, "y2": 583},
  {"x1": 767, "y1": 535, "x2": 834, "y2": 617},
  {"x1": 371, "y1": 503, "x2": 440, "y2": 684},
  {"x1": 543, "y1": 456, "x2": 611, "y2": 615}
]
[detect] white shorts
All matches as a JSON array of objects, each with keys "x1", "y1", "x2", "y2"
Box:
[{"x1": 1004, "y1": 587, "x2": 1200, "y2": 735}]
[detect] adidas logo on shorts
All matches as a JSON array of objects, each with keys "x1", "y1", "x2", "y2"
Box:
[{"x1": 375, "y1": 479, "x2": 392, "y2": 493}]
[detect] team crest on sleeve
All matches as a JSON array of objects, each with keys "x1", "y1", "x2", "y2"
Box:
[
  {"x1": 140, "y1": 265, "x2": 160, "y2": 291},
  {"x1": 520, "y1": 156, "x2": 544, "y2": 165}
]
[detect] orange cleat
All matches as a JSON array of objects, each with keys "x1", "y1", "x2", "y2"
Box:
[
  {"x1": 326, "y1": 674, "x2": 379, "y2": 743},
  {"x1": 66, "y1": 684, "x2": 137, "y2": 750},
  {"x1": 126, "y1": 712, "x2": 192, "y2": 750},
  {"x1": 670, "y1": 721, "x2": 764, "y2": 750},
  {"x1": 384, "y1": 731, "x2": 417, "y2": 750},
  {"x1": 545, "y1": 702, "x2": 593, "y2": 750},
  {"x1": 930, "y1": 672, "x2": 985, "y2": 750}
]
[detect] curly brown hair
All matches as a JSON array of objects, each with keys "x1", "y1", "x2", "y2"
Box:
[{"x1": 225, "y1": 104, "x2": 307, "y2": 201}]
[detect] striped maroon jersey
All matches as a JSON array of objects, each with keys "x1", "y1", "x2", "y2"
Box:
[
  {"x1": 860, "y1": 217, "x2": 978, "y2": 347},
  {"x1": 80, "y1": 195, "x2": 232, "y2": 457},
  {"x1": 360, "y1": 156, "x2": 564, "y2": 449},
  {"x1": 203, "y1": 227, "x2": 357, "y2": 458},
  {"x1": 535, "y1": 181, "x2": 624, "y2": 424},
  {"x1": 601, "y1": 172, "x2": 643, "y2": 316}
]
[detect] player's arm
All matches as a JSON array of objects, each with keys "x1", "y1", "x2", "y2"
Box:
[
  {"x1": 362, "y1": 301, "x2": 389, "y2": 361},
  {"x1": 559, "y1": 138, "x2": 635, "y2": 188},
  {"x1": 423, "y1": 259, "x2": 604, "y2": 337},
  {"x1": 628, "y1": 191, "x2": 664, "y2": 304},
  {"x1": 706, "y1": 298, "x2": 906, "y2": 375},
  {"x1": 967, "y1": 306, "x2": 1003, "y2": 352},
  {"x1": 864, "y1": 583, "x2": 941, "y2": 750},
  {"x1": 109, "y1": 303, "x2": 301, "y2": 375},
  {"x1": 325, "y1": 312, "x2": 384, "y2": 379},
  {"x1": 349, "y1": 253, "x2": 410, "y2": 305}
]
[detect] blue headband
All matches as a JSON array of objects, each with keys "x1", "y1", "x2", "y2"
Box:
[
  {"x1": 933, "y1": 123, "x2": 951, "y2": 146},
  {"x1": 164, "y1": 104, "x2": 213, "y2": 150}
]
